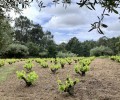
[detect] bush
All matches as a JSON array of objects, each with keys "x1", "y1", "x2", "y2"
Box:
[
  {"x1": 40, "y1": 61, "x2": 48, "y2": 68},
  {"x1": 57, "y1": 77, "x2": 79, "y2": 95},
  {"x1": 66, "y1": 58, "x2": 73, "y2": 65},
  {"x1": 60, "y1": 59, "x2": 67, "y2": 68},
  {"x1": 3, "y1": 44, "x2": 29, "y2": 58},
  {"x1": 74, "y1": 63, "x2": 89, "y2": 76},
  {"x1": 24, "y1": 61, "x2": 34, "y2": 72},
  {"x1": 39, "y1": 51, "x2": 48, "y2": 58},
  {"x1": 90, "y1": 46, "x2": 113, "y2": 57},
  {"x1": 110, "y1": 56, "x2": 120, "y2": 62},
  {"x1": 0, "y1": 60, "x2": 5, "y2": 67},
  {"x1": 7, "y1": 59, "x2": 16, "y2": 64},
  {"x1": 56, "y1": 51, "x2": 77, "y2": 58},
  {"x1": 16, "y1": 70, "x2": 38, "y2": 86},
  {"x1": 50, "y1": 64, "x2": 61, "y2": 74}
]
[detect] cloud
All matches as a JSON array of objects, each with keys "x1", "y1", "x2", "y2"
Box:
[
  {"x1": 10, "y1": 1, "x2": 120, "y2": 44},
  {"x1": 108, "y1": 21, "x2": 120, "y2": 31},
  {"x1": 44, "y1": 14, "x2": 87, "y2": 29}
]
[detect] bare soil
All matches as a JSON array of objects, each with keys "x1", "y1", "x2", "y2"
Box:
[{"x1": 0, "y1": 58, "x2": 120, "y2": 100}]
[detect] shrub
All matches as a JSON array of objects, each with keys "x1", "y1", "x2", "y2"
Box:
[
  {"x1": 0, "y1": 60, "x2": 5, "y2": 67},
  {"x1": 79, "y1": 59, "x2": 91, "y2": 66},
  {"x1": 74, "y1": 59, "x2": 90, "y2": 76},
  {"x1": 56, "y1": 51, "x2": 77, "y2": 58},
  {"x1": 110, "y1": 56, "x2": 120, "y2": 62},
  {"x1": 3, "y1": 44, "x2": 29, "y2": 58},
  {"x1": 50, "y1": 64, "x2": 61, "y2": 74},
  {"x1": 7, "y1": 59, "x2": 16, "y2": 64},
  {"x1": 60, "y1": 59, "x2": 67, "y2": 68},
  {"x1": 66, "y1": 58, "x2": 73, "y2": 65},
  {"x1": 39, "y1": 51, "x2": 48, "y2": 58},
  {"x1": 16, "y1": 70, "x2": 38, "y2": 86},
  {"x1": 57, "y1": 77, "x2": 79, "y2": 95},
  {"x1": 24, "y1": 61, "x2": 34, "y2": 72},
  {"x1": 53, "y1": 58, "x2": 59, "y2": 64},
  {"x1": 73, "y1": 58, "x2": 79, "y2": 63},
  {"x1": 35, "y1": 59, "x2": 42, "y2": 64},
  {"x1": 90, "y1": 46, "x2": 113, "y2": 57},
  {"x1": 40, "y1": 61, "x2": 48, "y2": 68}
]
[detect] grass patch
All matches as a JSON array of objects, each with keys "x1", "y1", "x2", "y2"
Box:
[{"x1": 0, "y1": 66, "x2": 16, "y2": 83}]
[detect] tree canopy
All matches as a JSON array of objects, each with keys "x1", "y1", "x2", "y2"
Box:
[{"x1": 0, "y1": 17, "x2": 13, "y2": 53}]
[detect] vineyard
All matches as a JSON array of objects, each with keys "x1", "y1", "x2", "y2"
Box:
[
  {"x1": 1, "y1": 0, "x2": 120, "y2": 100},
  {"x1": 0, "y1": 57, "x2": 120, "y2": 100}
]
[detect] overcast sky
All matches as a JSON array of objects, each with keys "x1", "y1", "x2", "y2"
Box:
[{"x1": 11, "y1": 0, "x2": 120, "y2": 44}]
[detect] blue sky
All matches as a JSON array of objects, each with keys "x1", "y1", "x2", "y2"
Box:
[{"x1": 11, "y1": 0, "x2": 120, "y2": 44}]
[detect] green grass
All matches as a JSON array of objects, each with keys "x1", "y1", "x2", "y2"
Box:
[{"x1": 0, "y1": 66, "x2": 16, "y2": 83}]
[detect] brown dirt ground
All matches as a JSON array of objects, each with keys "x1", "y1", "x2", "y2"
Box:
[{"x1": 0, "y1": 58, "x2": 120, "y2": 100}]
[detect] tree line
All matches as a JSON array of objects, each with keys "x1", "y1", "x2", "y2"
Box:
[
  {"x1": 0, "y1": 15, "x2": 120, "y2": 58},
  {"x1": 63, "y1": 36, "x2": 120, "y2": 57}
]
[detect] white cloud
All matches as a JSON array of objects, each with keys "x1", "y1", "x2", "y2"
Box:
[
  {"x1": 108, "y1": 21, "x2": 120, "y2": 31},
  {"x1": 9, "y1": 1, "x2": 120, "y2": 44},
  {"x1": 44, "y1": 14, "x2": 87, "y2": 29}
]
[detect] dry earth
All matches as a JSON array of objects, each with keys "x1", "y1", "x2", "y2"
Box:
[{"x1": 0, "y1": 58, "x2": 120, "y2": 100}]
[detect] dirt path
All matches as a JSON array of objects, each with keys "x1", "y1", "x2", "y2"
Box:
[{"x1": 0, "y1": 58, "x2": 120, "y2": 100}]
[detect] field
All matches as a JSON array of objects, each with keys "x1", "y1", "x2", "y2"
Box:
[{"x1": 0, "y1": 57, "x2": 120, "y2": 100}]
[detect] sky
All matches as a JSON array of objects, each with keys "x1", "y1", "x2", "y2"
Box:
[{"x1": 10, "y1": 0, "x2": 120, "y2": 44}]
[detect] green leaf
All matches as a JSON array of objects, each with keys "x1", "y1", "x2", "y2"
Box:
[
  {"x1": 104, "y1": 14, "x2": 110, "y2": 16},
  {"x1": 90, "y1": 3, "x2": 95, "y2": 10},
  {"x1": 97, "y1": 28, "x2": 104, "y2": 34},
  {"x1": 112, "y1": 9, "x2": 118, "y2": 14},
  {"x1": 86, "y1": 5, "x2": 92, "y2": 10},
  {"x1": 88, "y1": 27, "x2": 94, "y2": 32},
  {"x1": 101, "y1": 24, "x2": 108, "y2": 28}
]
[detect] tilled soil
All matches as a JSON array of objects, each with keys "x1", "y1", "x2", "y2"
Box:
[{"x1": 0, "y1": 58, "x2": 120, "y2": 100}]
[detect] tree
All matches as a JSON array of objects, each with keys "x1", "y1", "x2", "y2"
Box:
[
  {"x1": 65, "y1": 36, "x2": 120, "y2": 56},
  {"x1": 66, "y1": 37, "x2": 80, "y2": 55},
  {"x1": 97, "y1": 36, "x2": 108, "y2": 46},
  {"x1": 41, "y1": 31, "x2": 54, "y2": 49},
  {"x1": 0, "y1": 18, "x2": 13, "y2": 54},
  {"x1": 90, "y1": 46, "x2": 113, "y2": 56},
  {"x1": 115, "y1": 38, "x2": 120, "y2": 54},
  {"x1": 81, "y1": 40, "x2": 97, "y2": 56},
  {"x1": 57, "y1": 42, "x2": 67, "y2": 52},
  {"x1": 29, "y1": 24, "x2": 44, "y2": 45},
  {"x1": 13, "y1": 15, "x2": 56, "y2": 57},
  {"x1": 107, "y1": 37, "x2": 119, "y2": 54},
  {"x1": 48, "y1": 45, "x2": 57, "y2": 58},
  {"x1": 26, "y1": 42, "x2": 39, "y2": 57},
  {"x1": 14, "y1": 16, "x2": 32, "y2": 43}
]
